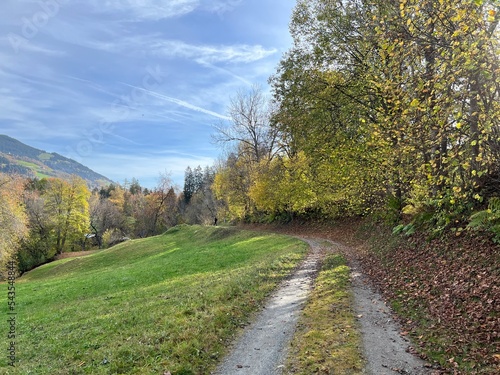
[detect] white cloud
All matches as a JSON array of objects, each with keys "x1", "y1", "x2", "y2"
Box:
[
  {"x1": 76, "y1": 34, "x2": 278, "y2": 66},
  {"x1": 198, "y1": 62, "x2": 253, "y2": 86},
  {"x1": 87, "y1": 0, "x2": 244, "y2": 20},
  {"x1": 154, "y1": 39, "x2": 277, "y2": 64},
  {"x1": 90, "y1": 0, "x2": 200, "y2": 21},
  {"x1": 202, "y1": 0, "x2": 242, "y2": 15},
  {"x1": 0, "y1": 35, "x2": 66, "y2": 56}
]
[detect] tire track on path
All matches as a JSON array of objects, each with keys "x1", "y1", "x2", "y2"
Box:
[
  {"x1": 327, "y1": 240, "x2": 432, "y2": 375},
  {"x1": 213, "y1": 239, "x2": 323, "y2": 375}
]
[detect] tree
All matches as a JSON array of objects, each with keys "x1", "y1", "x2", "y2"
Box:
[
  {"x1": 212, "y1": 86, "x2": 284, "y2": 220},
  {"x1": 213, "y1": 152, "x2": 254, "y2": 220},
  {"x1": 183, "y1": 166, "x2": 195, "y2": 204},
  {"x1": 135, "y1": 174, "x2": 178, "y2": 236},
  {"x1": 17, "y1": 183, "x2": 53, "y2": 272},
  {"x1": 0, "y1": 174, "x2": 27, "y2": 276},
  {"x1": 89, "y1": 192, "x2": 124, "y2": 248},
  {"x1": 193, "y1": 165, "x2": 204, "y2": 193},
  {"x1": 267, "y1": 0, "x2": 500, "y2": 226},
  {"x1": 183, "y1": 165, "x2": 220, "y2": 224},
  {"x1": 248, "y1": 153, "x2": 318, "y2": 220},
  {"x1": 129, "y1": 178, "x2": 142, "y2": 195},
  {"x1": 213, "y1": 86, "x2": 279, "y2": 163},
  {"x1": 44, "y1": 176, "x2": 91, "y2": 254},
  {"x1": 364, "y1": 0, "x2": 500, "y2": 221},
  {"x1": 268, "y1": 1, "x2": 387, "y2": 218}
]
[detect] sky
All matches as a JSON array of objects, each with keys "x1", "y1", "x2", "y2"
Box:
[{"x1": 0, "y1": 0, "x2": 295, "y2": 188}]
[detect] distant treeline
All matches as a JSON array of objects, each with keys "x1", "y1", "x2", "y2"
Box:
[{"x1": 0, "y1": 167, "x2": 221, "y2": 276}]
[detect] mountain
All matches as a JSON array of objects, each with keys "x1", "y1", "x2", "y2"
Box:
[{"x1": 0, "y1": 134, "x2": 114, "y2": 187}]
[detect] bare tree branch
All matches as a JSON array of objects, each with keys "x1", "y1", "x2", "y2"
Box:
[{"x1": 212, "y1": 85, "x2": 279, "y2": 163}]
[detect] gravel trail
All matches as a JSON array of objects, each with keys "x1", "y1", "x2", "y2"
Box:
[
  {"x1": 214, "y1": 237, "x2": 432, "y2": 375},
  {"x1": 330, "y1": 240, "x2": 432, "y2": 375},
  {"x1": 213, "y1": 239, "x2": 323, "y2": 375}
]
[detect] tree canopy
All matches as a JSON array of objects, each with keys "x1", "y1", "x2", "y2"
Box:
[{"x1": 213, "y1": 0, "x2": 500, "y2": 232}]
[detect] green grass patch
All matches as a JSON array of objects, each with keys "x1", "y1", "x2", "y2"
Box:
[
  {"x1": 1, "y1": 225, "x2": 307, "y2": 374},
  {"x1": 35, "y1": 171, "x2": 52, "y2": 179},
  {"x1": 17, "y1": 160, "x2": 41, "y2": 169},
  {"x1": 38, "y1": 153, "x2": 53, "y2": 161},
  {"x1": 17, "y1": 160, "x2": 52, "y2": 179},
  {"x1": 285, "y1": 253, "x2": 365, "y2": 374}
]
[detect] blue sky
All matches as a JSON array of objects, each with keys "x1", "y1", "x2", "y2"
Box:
[{"x1": 0, "y1": 0, "x2": 294, "y2": 188}]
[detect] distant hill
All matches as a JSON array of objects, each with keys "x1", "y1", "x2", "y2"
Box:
[{"x1": 0, "y1": 134, "x2": 114, "y2": 187}]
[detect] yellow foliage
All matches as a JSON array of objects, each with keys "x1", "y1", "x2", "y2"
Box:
[
  {"x1": 0, "y1": 174, "x2": 28, "y2": 274},
  {"x1": 249, "y1": 152, "x2": 317, "y2": 215}
]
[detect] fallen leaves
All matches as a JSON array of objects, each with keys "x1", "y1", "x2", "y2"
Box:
[{"x1": 360, "y1": 229, "x2": 500, "y2": 374}]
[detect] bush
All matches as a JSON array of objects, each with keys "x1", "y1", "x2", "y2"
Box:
[
  {"x1": 16, "y1": 236, "x2": 54, "y2": 274},
  {"x1": 468, "y1": 197, "x2": 500, "y2": 243}
]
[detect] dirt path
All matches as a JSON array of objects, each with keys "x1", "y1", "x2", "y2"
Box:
[
  {"x1": 214, "y1": 237, "x2": 431, "y2": 375},
  {"x1": 329, "y1": 240, "x2": 432, "y2": 375},
  {"x1": 213, "y1": 239, "x2": 323, "y2": 374}
]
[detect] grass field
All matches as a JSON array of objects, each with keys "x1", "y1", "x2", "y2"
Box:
[
  {"x1": 1, "y1": 225, "x2": 307, "y2": 375},
  {"x1": 17, "y1": 160, "x2": 52, "y2": 179}
]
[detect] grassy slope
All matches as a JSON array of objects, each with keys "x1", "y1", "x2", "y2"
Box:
[
  {"x1": 0, "y1": 225, "x2": 307, "y2": 375},
  {"x1": 17, "y1": 160, "x2": 53, "y2": 179}
]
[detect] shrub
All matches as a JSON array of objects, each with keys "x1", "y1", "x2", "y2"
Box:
[{"x1": 468, "y1": 197, "x2": 500, "y2": 243}]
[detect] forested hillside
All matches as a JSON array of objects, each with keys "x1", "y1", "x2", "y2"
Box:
[
  {"x1": 213, "y1": 0, "x2": 500, "y2": 240},
  {"x1": 0, "y1": 135, "x2": 113, "y2": 187}
]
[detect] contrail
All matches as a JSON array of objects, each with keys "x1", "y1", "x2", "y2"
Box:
[
  {"x1": 121, "y1": 84, "x2": 231, "y2": 121},
  {"x1": 199, "y1": 61, "x2": 253, "y2": 87}
]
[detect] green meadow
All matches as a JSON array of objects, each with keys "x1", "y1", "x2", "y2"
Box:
[{"x1": 0, "y1": 225, "x2": 307, "y2": 375}]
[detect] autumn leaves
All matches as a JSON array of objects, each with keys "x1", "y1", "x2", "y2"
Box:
[{"x1": 214, "y1": 0, "x2": 500, "y2": 231}]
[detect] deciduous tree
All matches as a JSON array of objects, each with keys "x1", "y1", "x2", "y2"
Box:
[
  {"x1": 44, "y1": 176, "x2": 90, "y2": 254},
  {"x1": 0, "y1": 174, "x2": 27, "y2": 276}
]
